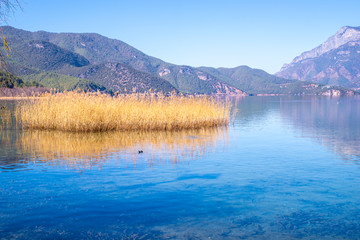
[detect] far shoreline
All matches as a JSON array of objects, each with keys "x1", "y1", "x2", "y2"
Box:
[{"x1": 0, "y1": 86, "x2": 358, "y2": 99}]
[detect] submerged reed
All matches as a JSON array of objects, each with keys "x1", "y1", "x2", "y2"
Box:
[{"x1": 15, "y1": 91, "x2": 229, "y2": 132}]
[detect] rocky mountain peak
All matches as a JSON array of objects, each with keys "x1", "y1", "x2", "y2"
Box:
[
  {"x1": 280, "y1": 26, "x2": 360, "y2": 71},
  {"x1": 276, "y1": 26, "x2": 360, "y2": 90}
]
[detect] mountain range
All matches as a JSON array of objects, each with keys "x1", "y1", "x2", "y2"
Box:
[
  {"x1": 277, "y1": 26, "x2": 360, "y2": 90},
  {"x1": 1, "y1": 26, "x2": 358, "y2": 96}
]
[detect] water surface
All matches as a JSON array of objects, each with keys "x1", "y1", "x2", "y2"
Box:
[{"x1": 1, "y1": 96, "x2": 360, "y2": 239}]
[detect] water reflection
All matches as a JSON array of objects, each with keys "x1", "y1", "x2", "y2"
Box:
[
  {"x1": 225, "y1": 96, "x2": 286, "y2": 130},
  {"x1": 0, "y1": 127, "x2": 228, "y2": 171},
  {"x1": 2, "y1": 98, "x2": 360, "y2": 239},
  {"x1": 226, "y1": 96, "x2": 360, "y2": 163},
  {"x1": 279, "y1": 96, "x2": 360, "y2": 162}
]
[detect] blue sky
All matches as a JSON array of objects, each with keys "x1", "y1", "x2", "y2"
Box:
[{"x1": 6, "y1": 0, "x2": 360, "y2": 73}]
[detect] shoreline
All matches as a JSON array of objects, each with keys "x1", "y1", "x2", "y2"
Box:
[
  {"x1": 0, "y1": 96, "x2": 43, "y2": 100},
  {"x1": 0, "y1": 87, "x2": 50, "y2": 99},
  {"x1": 0, "y1": 86, "x2": 358, "y2": 99},
  {"x1": 1, "y1": 94, "x2": 359, "y2": 100}
]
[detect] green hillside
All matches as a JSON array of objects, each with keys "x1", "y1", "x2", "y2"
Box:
[
  {"x1": 2, "y1": 27, "x2": 178, "y2": 94},
  {"x1": 0, "y1": 71, "x2": 42, "y2": 88},
  {"x1": 199, "y1": 66, "x2": 294, "y2": 94},
  {"x1": 56, "y1": 62, "x2": 177, "y2": 93},
  {"x1": 1, "y1": 26, "x2": 240, "y2": 94},
  {"x1": 199, "y1": 66, "x2": 355, "y2": 95},
  {"x1": 9, "y1": 40, "x2": 90, "y2": 71},
  {"x1": 1, "y1": 26, "x2": 357, "y2": 96},
  {"x1": 19, "y1": 72, "x2": 108, "y2": 92}
]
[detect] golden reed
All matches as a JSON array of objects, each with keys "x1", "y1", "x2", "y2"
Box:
[{"x1": 15, "y1": 91, "x2": 230, "y2": 132}]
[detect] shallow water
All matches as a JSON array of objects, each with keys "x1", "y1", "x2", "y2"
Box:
[{"x1": 1, "y1": 96, "x2": 360, "y2": 239}]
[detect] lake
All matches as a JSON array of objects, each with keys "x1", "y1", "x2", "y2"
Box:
[{"x1": 1, "y1": 96, "x2": 360, "y2": 239}]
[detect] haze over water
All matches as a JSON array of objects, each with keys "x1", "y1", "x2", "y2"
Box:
[{"x1": 1, "y1": 96, "x2": 360, "y2": 239}]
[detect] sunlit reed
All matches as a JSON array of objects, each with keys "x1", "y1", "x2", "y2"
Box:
[{"x1": 15, "y1": 91, "x2": 230, "y2": 132}]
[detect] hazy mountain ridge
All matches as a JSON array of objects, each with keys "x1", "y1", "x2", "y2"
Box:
[
  {"x1": 6, "y1": 60, "x2": 110, "y2": 93},
  {"x1": 2, "y1": 26, "x2": 240, "y2": 95},
  {"x1": 10, "y1": 40, "x2": 90, "y2": 70},
  {"x1": 282, "y1": 26, "x2": 360, "y2": 69},
  {"x1": 157, "y1": 64, "x2": 246, "y2": 95},
  {"x1": 199, "y1": 65, "x2": 354, "y2": 95},
  {"x1": 56, "y1": 62, "x2": 177, "y2": 93},
  {"x1": 277, "y1": 26, "x2": 360, "y2": 89},
  {"x1": 2, "y1": 27, "x2": 178, "y2": 93},
  {"x1": 2, "y1": 26, "x2": 357, "y2": 96},
  {"x1": 200, "y1": 66, "x2": 295, "y2": 95}
]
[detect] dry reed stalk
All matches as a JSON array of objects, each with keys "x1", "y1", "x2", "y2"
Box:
[{"x1": 15, "y1": 91, "x2": 230, "y2": 132}]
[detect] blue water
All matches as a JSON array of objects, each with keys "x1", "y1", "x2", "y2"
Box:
[{"x1": 1, "y1": 96, "x2": 360, "y2": 239}]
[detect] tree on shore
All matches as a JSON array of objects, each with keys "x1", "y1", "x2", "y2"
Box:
[
  {"x1": 0, "y1": 0, "x2": 20, "y2": 71},
  {"x1": 0, "y1": 0, "x2": 20, "y2": 109}
]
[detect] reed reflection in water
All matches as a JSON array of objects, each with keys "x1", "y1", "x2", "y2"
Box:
[{"x1": 2, "y1": 127, "x2": 228, "y2": 171}]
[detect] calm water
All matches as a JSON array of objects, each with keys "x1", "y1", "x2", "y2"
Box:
[{"x1": 1, "y1": 96, "x2": 360, "y2": 239}]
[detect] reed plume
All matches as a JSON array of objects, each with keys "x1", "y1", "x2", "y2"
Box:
[{"x1": 15, "y1": 91, "x2": 229, "y2": 132}]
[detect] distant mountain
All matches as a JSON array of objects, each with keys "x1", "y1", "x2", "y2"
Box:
[
  {"x1": 277, "y1": 26, "x2": 360, "y2": 89},
  {"x1": 2, "y1": 27, "x2": 240, "y2": 94},
  {"x1": 2, "y1": 26, "x2": 241, "y2": 95},
  {"x1": 56, "y1": 62, "x2": 177, "y2": 93},
  {"x1": 199, "y1": 65, "x2": 355, "y2": 95},
  {"x1": 200, "y1": 66, "x2": 296, "y2": 95},
  {"x1": 10, "y1": 40, "x2": 90, "y2": 71},
  {"x1": 6, "y1": 60, "x2": 109, "y2": 93},
  {"x1": 19, "y1": 72, "x2": 108, "y2": 92},
  {"x1": 157, "y1": 64, "x2": 245, "y2": 95},
  {"x1": 2, "y1": 27, "x2": 177, "y2": 93},
  {"x1": 1, "y1": 26, "x2": 357, "y2": 96},
  {"x1": 0, "y1": 71, "x2": 41, "y2": 88}
]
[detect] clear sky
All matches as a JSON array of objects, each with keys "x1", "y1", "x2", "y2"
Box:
[{"x1": 6, "y1": 0, "x2": 360, "y2": 73}]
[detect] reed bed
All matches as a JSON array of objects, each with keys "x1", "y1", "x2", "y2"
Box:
[{"x1": 15, "y1": 91, "x2": 229, "y2": 132}]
